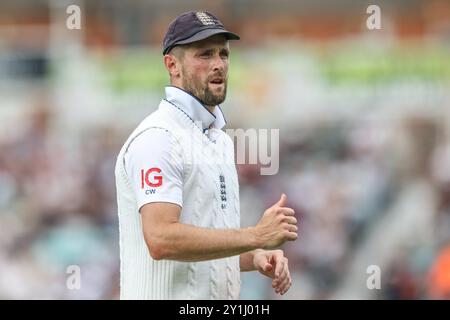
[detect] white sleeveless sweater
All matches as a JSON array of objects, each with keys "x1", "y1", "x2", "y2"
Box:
[{"x1": 115, "y1": 99, "x2": 241, "y2": 300}]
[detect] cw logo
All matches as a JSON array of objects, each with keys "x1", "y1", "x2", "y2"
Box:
[{"x1": 141, "y1": 168, "x2": 163, "y2": 188}]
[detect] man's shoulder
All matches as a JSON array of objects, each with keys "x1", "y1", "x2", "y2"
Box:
[{"x1": 125, "y1": 125, "x2": 175, "y2": 156}]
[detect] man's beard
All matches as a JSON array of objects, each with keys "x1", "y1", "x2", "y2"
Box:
[{"x1": 182, "y1": 71, "x2": 227, "y2": 106}]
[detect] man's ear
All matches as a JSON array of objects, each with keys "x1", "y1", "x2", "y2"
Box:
[{"x1": 163, "y1": 54, "x2": 181, "y2": 78}]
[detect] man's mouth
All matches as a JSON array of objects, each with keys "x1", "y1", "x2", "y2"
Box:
[{"x1": 209, "y1": 78, "x2": 224, "y2": 85}]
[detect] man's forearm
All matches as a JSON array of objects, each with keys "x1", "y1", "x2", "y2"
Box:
[{"x1": 146, "y1": 222, "x2": 262, "y2": 262}]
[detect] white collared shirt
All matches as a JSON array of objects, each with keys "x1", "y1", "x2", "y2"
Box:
[
  {"x1": 165, "y1": 85, "x2": 226, "y2": 134},
  {"x1": 124, "y1": 86, "x2": 227, "y2": 210}
]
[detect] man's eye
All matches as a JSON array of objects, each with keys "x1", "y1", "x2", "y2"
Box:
[{"x1": 200, "y1": 52, "x2": 212, "y2": 57}]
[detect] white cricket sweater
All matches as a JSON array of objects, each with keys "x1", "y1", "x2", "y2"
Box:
[{"x1": 115, "y1": 92, "x2": 241, "y2": 300}]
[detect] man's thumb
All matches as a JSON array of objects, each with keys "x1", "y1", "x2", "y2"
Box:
[
  {"x1": 264, "y1": 263, "x2": 273, "y2": 272},
  {"x1": 276, "y1": 193, "x2": 287, "y2": 207}
]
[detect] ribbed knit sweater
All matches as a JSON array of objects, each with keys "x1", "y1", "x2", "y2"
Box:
[{"x1": 115, "y1": 98, "x2": 241, "y2": 299}]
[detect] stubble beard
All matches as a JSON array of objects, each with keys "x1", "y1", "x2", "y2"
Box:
[{"x1": 181, "y1": 69, "x2": 227, "y2": 107}]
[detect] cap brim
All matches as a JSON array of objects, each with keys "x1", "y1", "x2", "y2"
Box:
[{"x1": 175, "y1": 28, "x2": 240, "y2": 46}]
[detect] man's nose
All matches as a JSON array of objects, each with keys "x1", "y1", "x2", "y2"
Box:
[{"x1": 211, "y1": 54, "x2": 227, "y2": 72}]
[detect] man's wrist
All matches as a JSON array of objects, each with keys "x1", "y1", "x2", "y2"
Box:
[
  {"x1": 251, "y1": 249, "x2": 266, "y2": 269},
  {"x1": 245, "y1": 226, "x2": 263, "y2": 250}
]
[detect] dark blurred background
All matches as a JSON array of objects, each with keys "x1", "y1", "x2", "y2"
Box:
[{"x1": 0, "y1": 0, "x2": 449, "y2": 299}]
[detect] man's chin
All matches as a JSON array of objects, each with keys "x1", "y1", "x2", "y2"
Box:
[
  {"x1": 202, "y1": 95, "x2": 226, "y2": 106},
  {"x1": 204, "y1": 87, "x2": 226, "y2": 105}
]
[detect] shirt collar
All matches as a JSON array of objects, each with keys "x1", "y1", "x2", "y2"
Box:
[{"x1": 164, "y1": 86, "x2": 227, "y2": 131}]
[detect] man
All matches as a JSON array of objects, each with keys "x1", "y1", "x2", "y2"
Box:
[{"x1": 115, "y1": 11, "x2": 298, "y2": 300}]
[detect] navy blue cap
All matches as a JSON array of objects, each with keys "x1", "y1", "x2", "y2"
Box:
[{"x1": 163, "y1": 11, "x2": 240, "y2": 55}]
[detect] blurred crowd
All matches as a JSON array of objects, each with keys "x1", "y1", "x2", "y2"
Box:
[
  {"x1": 1, "y1": 0, "x2": 450, "y2": 300},
  {"x1": 0, "y1": 102, "x2": 122, "y2": 299},
  {"x1": 238, "y1": 115, "x2": 450, "y2": 299}
]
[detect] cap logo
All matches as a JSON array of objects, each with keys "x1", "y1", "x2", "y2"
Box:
[{"x1": 195, "y1": 12, "x2": 216, "y2": 26}]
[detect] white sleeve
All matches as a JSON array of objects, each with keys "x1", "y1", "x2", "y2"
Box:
[{"x1": 124, "y1": 128, "x2": 183, "y2": 211}]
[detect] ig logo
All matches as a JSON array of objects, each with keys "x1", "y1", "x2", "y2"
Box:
[{"x1": 141, "y1": 168, "x2": 163, "y2": 188}]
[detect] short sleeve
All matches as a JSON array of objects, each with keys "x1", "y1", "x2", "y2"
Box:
[{"x1": 124, "y1": 128, "x2": 183, "y2": 211}]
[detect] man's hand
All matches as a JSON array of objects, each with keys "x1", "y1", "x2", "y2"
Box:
[
  {"x1": 253, "y1": 194, "x2": 298, "y2": 249},
  {"x1": 253, "y1": 249, "x2": 292, "y2": 295}
]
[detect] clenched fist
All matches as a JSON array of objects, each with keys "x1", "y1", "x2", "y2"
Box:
[{"x1": 253, "y1": 194, "x2": 298, "y2": 249}]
